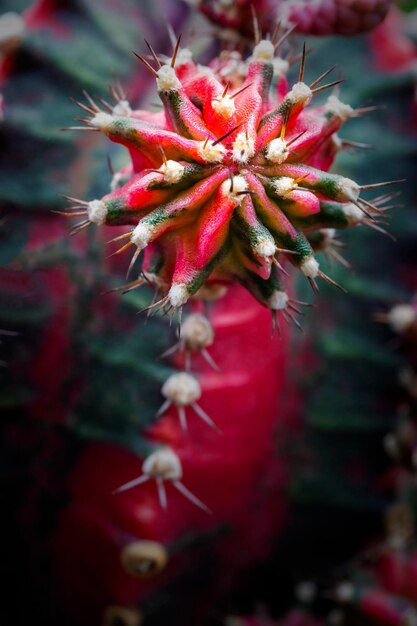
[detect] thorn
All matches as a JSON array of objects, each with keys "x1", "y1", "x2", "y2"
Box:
[
  {"x1": 106, "y1": 155, "x2": 114, "y2": 176},
  {"x1": 318, "y1": 270, "x2": 347, "y2": 293},
  {"x1": 201, "y1": 348, "x2": 220, "y2": 372},
  {"x1": 144, "y1": 39, "x2": 162, "y2": 69},
  {"x1": 355, "y1": 105, "x2": 385, "y2": 115},
  {"x1": 177, "y1": 406, "x2": 187, "y2": 431},
  {"x1": 140, "y1": 295, "x2": 170, "y2": 315},
  {"x1": 359, "y1": 179, "x2": 406, "y2": 190},
  {"x1": 221, "y1": 81, "x2": 231, "y2": 98},
  {"x1": 357, "y1": 197, "x2": 385, "y2": 216},
  {"x1": 156, "y1": 399, "x2": 171, "y2": 418},
  {"x1": 108, "y1": 277, "x2": 146, "y2": 295},
  {"x1": 298, "y1": 42, "x2": 306, "y2": 83},
  {"x1": 212, "y1": 123, "x2": 242, "y2": 146},
  {"x1": 272, "y1": 257, "x2": 289, "y2": 275},
  {"x1": 308, "y1": 276, "x2": 320, "y2": 295},
  {"x1": 341, "y1": 139, "x2": 373, "y2": 150},
  {"x1": 167, "y1": 23, "x2": 177, "y2": 49},
  {"x1": 70, "y1": 98, "x2": 96, "y2": 116},
  {"x1": 274, "y1": 23, "x2": 297, "y2": 52},
  {"x1": 97, "y1": 97, "x2": 113, "y2": 112},
  {"x1": 133, "y1": 51, "x2": 158, "y2": 77},
  {"x1": 173, "y1": 481, "x2": 211, "y2": 514},
  {"x1": 287, "y1": 309, "x2": 303, "y2": 332},
  {"x1": 312, "y1": 79, "x2": 344, "y2": 95},
  {"x1": 171, "y1": 33, "x2": 183, "y2": 68},
  {"x1": 192, "y1": 402, "x2": 221, "y2": 433},
  {"x1": 276, "y1": 247, "x2": 298, "y2": 255},
  {"x1": 61, "y1": 126, "x2": 99, "y2": 132},
  {"x1": 351, "y1": 199, "x2": 376, "y2": 221},
  {"x1": 236, "y1": 189, "x2": 257, "y2": 196},
  {"x1": 363, "y1": 219, "x2": 397, "y2": 241},
  {"x1": 62, "y1": 195, "x2": 89, "y2": 206},
  {"x1": 250, "y1": 5, "x2": 261, "y2": 44},
  {"x1": 286, "y1": 129, "x2": 307, "y2": 147},
  {"x1": 309, "y1": 65, "x2": 335, "y2": 89},
  {"x1": 112, "y1": 474, "x2": 149, "y2": 495},
  {"x1": 271, "y1": 20, "x2": 282, "y2": 47},
  {"x1": 230, "y1": 82, "x2": 253, "y2": 99},
  {"x1": 107, "y1": 241, "x2": 133, "y2": 258},
  {"x1": 126, "y1": 248, "x2": 142, "y2": 279},
  {"x1": 52, "y1": 210, "x2": 87, "y2": 217},
  {"x1": 159, "y1": 343, "x2": 179, "y2": 360},
  {"x1": 158, "y1": 145, "x2": 168, "y2": 165},
  {"x1": 82, "y1": 90, "x2": 100, "y2": 112},
  {"x1": 156, "y1": 478, "x2": 168, "y2": 510},
  {"x1": 271, "y1": 310, "x2": 281, "y2": 337},
  {"x1": 107, "y1": 231, "x2": 132, "y2": 244},
  {"x1": 70, "y1": 220, "x2": 90, "y2": 236}
]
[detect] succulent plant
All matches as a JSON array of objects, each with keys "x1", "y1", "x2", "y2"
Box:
[
  {"x1": 1, "y1": 1, "x2": 416, "y2": 626},
  {"x1": 64, "y1": 30, "x2": 397, "y2": 317},
  {"x1": 191, "y1": 0, "x2": 392, "y2": 37}
]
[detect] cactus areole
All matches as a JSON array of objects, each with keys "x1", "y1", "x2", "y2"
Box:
[{"x1": 67, "y1": 33, "x2": 395, "y2": 322}]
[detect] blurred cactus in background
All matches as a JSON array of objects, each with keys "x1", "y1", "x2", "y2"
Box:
[{"x1": 0, "y1": 1, "x2": 416, "y2": 626}]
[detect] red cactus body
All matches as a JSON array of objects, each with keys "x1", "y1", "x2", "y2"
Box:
[
  {"x1": 47, "y1": 287, "x2": 296, "y2": 625},
  {"x1": 67, "y1": 35, "x2": 389, "y2": 317}
]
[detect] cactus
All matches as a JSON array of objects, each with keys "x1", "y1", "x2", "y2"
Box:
[
  {"x1": 1, "y1": 1, "x2": 415, "y2": 626},
  {"x1": 64, "y1": 30, "x2": 396, "y2": 315}
]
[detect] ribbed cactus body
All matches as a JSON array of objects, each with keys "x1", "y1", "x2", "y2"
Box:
[{"x1": 48, "y1": 287, "x2": 296, "y2": 625}]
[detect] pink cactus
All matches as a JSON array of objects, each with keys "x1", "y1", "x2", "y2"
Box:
[{"x1": 65, "y1": 34, "x2": 392, "y2": 321}]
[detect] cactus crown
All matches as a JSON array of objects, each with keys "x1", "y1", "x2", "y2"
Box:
[{"x1": 64, "y1": 29, "x2": 398, "y2": 329}]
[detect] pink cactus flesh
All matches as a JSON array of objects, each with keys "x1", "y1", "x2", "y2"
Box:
[{"x1": 65, "y1": 34, "x2": 396, "y2": 322}]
